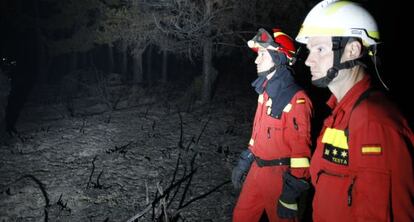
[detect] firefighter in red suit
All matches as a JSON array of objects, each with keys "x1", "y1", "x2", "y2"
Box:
[
  {"x1": 232, "y1": 28, "x2": 313, "y2": 222},
  {"x1": 296, "y1": 0, "x2": 414, "y2": 221}
]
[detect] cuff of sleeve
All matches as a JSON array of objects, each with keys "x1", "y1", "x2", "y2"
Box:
[
  {"x1": 290, "y1": 157, "x2": 310, "y2": 168},
  {"x1": 278, "y1": 200, "x2": 298, "y2": 211}
]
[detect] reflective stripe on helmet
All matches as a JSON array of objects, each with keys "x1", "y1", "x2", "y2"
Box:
[{"x1": 296, "y1": 0, "x2": 379, "y2": 47}]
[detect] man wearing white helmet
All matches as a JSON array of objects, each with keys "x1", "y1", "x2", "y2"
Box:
[
  {"x1": 232, "y1": 28, "x2": 313, "y2": 221},
  {"x1": 296, "y1": 0, "x2": 414, "y2": 221}
]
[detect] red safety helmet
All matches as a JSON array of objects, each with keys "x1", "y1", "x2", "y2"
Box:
[{"x1": 248, "y1": 28, "x2": 296, "y2": 65}]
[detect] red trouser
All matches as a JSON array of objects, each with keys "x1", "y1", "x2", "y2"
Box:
[{"x1": 233, "y1": 163, "x2": 297, "y2": 222}]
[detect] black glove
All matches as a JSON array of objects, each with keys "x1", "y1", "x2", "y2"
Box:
[
  {"x1": 277, "y1": 171, "x2": 310, "y2": 219},
  {"x1": 231, "y1": 149, "x2": 254, "y2": 189}
]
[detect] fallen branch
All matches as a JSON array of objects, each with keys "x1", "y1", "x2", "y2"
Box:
[
  {"x1": 179, "y1": 180, "x2": 230, "y2": 209},
  {"x1": 195, "y1": 116, "x2": 211, "y2": 144},
  {"x1": 86, "y1": 156, "x2": 98, "y2": 189},
  {"x1": 126, "y1": 167, "x2": 198, "y2": 222},
  {"x1": 1, "y1": 174, "x2": 51, "y2": 222},
  {"x1": 177, "y1": 110, "x2": 184, "y2": 149}
]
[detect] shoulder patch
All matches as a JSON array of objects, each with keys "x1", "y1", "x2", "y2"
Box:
[
  {"x1": 296, "y1": 98, "x2": 306, "y2": 104},
  {"x1": 361, "y1": 145, "x2": 382, "y2": 155}
]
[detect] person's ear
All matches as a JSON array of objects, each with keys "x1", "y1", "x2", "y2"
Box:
[{"x1": 345, "y1": 40, "x2": 362, "y2": 60}]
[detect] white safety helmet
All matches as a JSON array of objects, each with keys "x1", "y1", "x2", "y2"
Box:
[{"x1": 296, "y1": 0, "x2": 379, "y2": 47}]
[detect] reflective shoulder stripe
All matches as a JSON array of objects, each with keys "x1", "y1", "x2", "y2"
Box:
[
  {"x1": 290, "y1": 157, "x2": 310, "y2": 168},
  {"x1": 279, "y1": 200, "x2": 298, "y2": 211},
  {"x1": 266, "y1": 98, "x2": 273, "y2": 115},
  {"x1": 258, "y1": 94, "x2": 264, "y2": 104},
  {"x1": 321, "y1": 127, "x2": 349, "y2": 149},
  {"x1": 283, "y1": 103, "x2": 292, "y2": 112}
]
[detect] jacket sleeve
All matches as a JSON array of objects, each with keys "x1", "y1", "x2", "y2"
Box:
[
  {"x1": 351, "y1": 120, "x2": 414, "y2": 221},
  {"x1": 286, "y1": 92, "x2": 313, "y2": 179}
]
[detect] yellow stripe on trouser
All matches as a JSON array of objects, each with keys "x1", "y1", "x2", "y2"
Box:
[
  {"x1": 249, "y1": 138, "x2": 254, "y2": 146},
  {"x1": 290, "y1": 157, "x2": 310, "y2": 168}
]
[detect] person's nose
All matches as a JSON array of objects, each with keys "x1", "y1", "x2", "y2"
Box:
[
  {"x1": 304, "y1": 53, "x2": 314, "y2": 67},
  {"x1": 255, "y1": 54, "x2": 261, "y2": 65}
]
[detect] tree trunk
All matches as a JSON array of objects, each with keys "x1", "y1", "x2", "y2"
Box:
[
  {"x1": 201, "y1": 39, "x2": 213, "y2": 103},
  {"x1": 67, "y1": 52, "x2": 78, "y2": 74},
  {"x1": 78, "y1": 51, "x2": 87, "y2": 69},
  {"x1": 201, "y1": 1, "x2": 214, "y2": 103},
  {"x1": 117, "y1": 40, "x2": 128, "y2": 77},
  {"x1": 106, "y1": 44, "x2": 114, "y2": 73},
  {"x1": 161, "y1": 50, "x2": 168, "y2": 83},
  {"x1": 64, "y1": 52, "x2": 77, "y2": 74},
  {"x1": 34, "y1": 0, "x2": 48, "y2": 84},
  {"x1": 131, "y1": 52, "x2": 143, "y2": 83},
  {"x1": 146, "y1": 45, "x2": 153, "y2": 85}
]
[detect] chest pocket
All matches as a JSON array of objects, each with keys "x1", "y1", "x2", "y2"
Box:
[{"x1": 321, "y1": 88, "x2": 378, "y2": 166}]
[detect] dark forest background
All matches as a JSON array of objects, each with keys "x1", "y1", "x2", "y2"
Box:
[{"x1": 0, "y1": 0, "x2": 409, "y2": 136}]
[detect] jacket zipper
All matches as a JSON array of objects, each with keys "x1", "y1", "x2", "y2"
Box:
[
  {"x1": 347, "y1": 177, "x2": 355, "y2": 206},
  {"x1": 293, "y1": 118, "x2": 298, "y2": 130}
]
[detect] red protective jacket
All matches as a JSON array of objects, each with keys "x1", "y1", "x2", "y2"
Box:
[
  {"x1": 311, "y1": 75, "x2": 414, "y2": 222},
  {"x1": 233, "y1": 88, "x2": 312, "y2": 222},
  {"x1": 249, "y1": 89, "x2": 312, "y2": 178}
]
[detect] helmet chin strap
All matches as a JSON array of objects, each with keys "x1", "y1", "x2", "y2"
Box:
[
  {"x1": 312, "y1": 37, "x2": 363, "y2": 88},
  {"x1": 312, "y1": 60, "x2": 364, "y2": 87},
  {"x1": 258, "y1": 65, "x2": 276, "y2": 77}
]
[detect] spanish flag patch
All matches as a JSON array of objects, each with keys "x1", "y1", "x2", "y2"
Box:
[
  {"x1": 296, "y1": 98, "x2": 306, "y2": 104},
  {"x1": 361, "y1": 145, "x2": 382, "y2": 155}
]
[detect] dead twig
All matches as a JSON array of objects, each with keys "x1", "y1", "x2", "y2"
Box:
[
  {"x1": 195, "y1": 116, "x2": 211, "y2": 144},
  {"x1": 157, "y1": 182, "x2": 169, "y2": 222},
  {"x1": 1, "y1": 174, "x2": 51, "y2": 222},
  {"x1": 177, "y1": 110, "x2": 184, "y2": 149},
  {"x1": 105, "y1": 141, "x2": 133, "y2": 156},
  {"x1": 178, "y1": 152, "x2": 197, "y2": 208},
  {"x1": 126, "y1": 167, "x2": 198, "y2": 222},
  {"x1": 86, "y1": 156, "x2": 98, "y2": 189},
  {"x1": 178, "y1": 180, "x2": 230, "y2": 210}
]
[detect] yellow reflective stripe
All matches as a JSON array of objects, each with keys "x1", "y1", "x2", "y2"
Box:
[
  {"x1": 283, "y1": 103, "x2": 292, "y2": 113},
  {"x1": 367, "y1": 31, "x2": 380, "y2": 39},
  {"x1": 258, "y1": 94, "x2": 264, "y2": 104},
  {"x1": 265, "y1": 98, "x2": 272, "y2": 107},
  {"x1": 321, "y1": 127, "x2": 348, "y2": 149},
  {"x1": 249, "y1": 138, "x2": 254, "y2": 146},
  {"x1": 279, "y1": 200, "x2": 298, "y2": 211},
  {"x1": 299, "y1": 26, "x2": 380, "y2": 40},
  {"x1": 361, "y1": 146, "x2": 382, "y2": 154},
  {"x1": 291, "y1": 157, "x2": 310, "y2": 168},
  {"x1": 273, "y1": 31, "x2": 288, "y2": 38},
  {"x1": 325, "y1": 1, "x2": 349, "y2": 15},
  {"x1": 299, "y1": 26, "x2": 346, "y2": 36},
  {"x1": 296, "y1": 98, "x2": 306, "y2": 104},
  {"x1": 266, "y1": 98, "x2": 273, "y2": 115}
]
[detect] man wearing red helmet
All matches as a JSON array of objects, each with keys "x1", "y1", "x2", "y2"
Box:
[{"x1": 232, "y1": 28, "x2": 313, "y2": 221}]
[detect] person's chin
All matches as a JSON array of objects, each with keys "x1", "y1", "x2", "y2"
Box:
[{"x1": 311, "y1": 75, "x2": 322, "y2": 81}]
